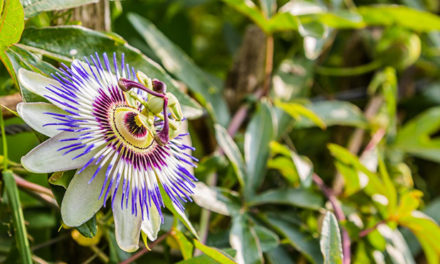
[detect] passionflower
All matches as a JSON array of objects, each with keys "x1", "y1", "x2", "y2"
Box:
[{"x1": 17, "y1": 53, "x2": 197, "y2": 252}]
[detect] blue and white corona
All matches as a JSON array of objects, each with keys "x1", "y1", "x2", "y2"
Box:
[{"x1": 17, "y1": 53, "x2": 197, "y2": 252}]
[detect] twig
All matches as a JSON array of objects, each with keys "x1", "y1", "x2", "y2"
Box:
[
  {"x1": 31, "y1": 234, "x2": 69, "y2": 252},
  {"x1": 119, "y1": 231, "x2": 171, "y2": 264},
  {"x1": 14, "y1": 174, "x2": 59, "y2": 209},
  {"x1": 359, "y1": 220, "x2": 386, "y2": 238},
  {"x1": 312, "y1": 174, "x2": 351, "y2": 264},
  {"x1": 262, "y1": 35, "x2": 274, "y2": 96}
]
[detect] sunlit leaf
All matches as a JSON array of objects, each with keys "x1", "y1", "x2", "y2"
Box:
[
  {"x1": 193, "y1": 239, "x2": 236, "y2": 264},
  {"x1": 320, "y1": 212, "x2": 343, "y2": 264},
  {"x1": 21, "y1": 0, "x2": 98, "y2": 18}
]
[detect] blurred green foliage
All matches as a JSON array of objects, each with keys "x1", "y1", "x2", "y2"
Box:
[{"x1": 1, "y1": 0, "x2": 440, "y2": 263}]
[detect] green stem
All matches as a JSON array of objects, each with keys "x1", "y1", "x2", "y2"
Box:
[
  {"x1": 3, "y1": 170, "x2": 32, "y2": 264},
  {"x1": 0, "y1": 111, "x2": 8, "y2": 169},
  {"x1": 316, "y1": 60, "x2": 382, "y2": 76}
]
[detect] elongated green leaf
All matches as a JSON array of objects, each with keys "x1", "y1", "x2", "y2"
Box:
[
  {"x1": 295, "y1": 101, "x2": 367, "y2": 128},
  {"x1": 393, "y1": 107, "x2": 440, "y2": 162},
  {"x1": 399, "y1": 211, "x2": 440, "y2": 264},
  {"x1": 18, "y1": 26, "x2": 203, "y2": 119},
  {"x1": 128, "y1": 13, "x2": 230, "y2": 126},
  {"x1": 221, "y1": 0, "x2": 270, "y2": 33},
  {"x1": 192, "y1": 182, "x2": 240, "y2": 216},
  {"x1": 177, "y1": 249, "x2": 237, "y2": 264},
  {"x1": 249, "y1": 188, "x2": 323, "y2": 210},
  {"x1": 266, "y1": 215, "x2": 323, "y2": 264},
  {"x1": 3, "y1": 171, "x2": 32, "y2": 264},
  {"x1": 254, "y1": 225, "x2": 279, "y2": 252},
  {"x1": 275, "y1": 100, "x2": 326, "y2": 129},
  {"x1": 377, "y1": 225, "x2": 415, "y2": 264},
  {"x1": 244, "y1": 102, "x2": 273, "y2": 198},
  {"x1": 21, "y1": 0, "x2": 98, "y2": 18},
  {"x1": 358, "y1": 5, "x2": 440, "y2": 32},
  {"x1": 193, "y1": 239, "x2": 237, "y2": 264},
  {"x1": 230, "y1": 214, "x2": 263, "y2": 264},
  {"x1": 0, "y1": 0, "x2": 24, "y2": 49},
  {"x1": 320, "y1": 212, "x2": 343, "y2": 264},
  {"x1": 214, "y1": 124, "x2": 246, "y2": 188},
  {"x1": 171, "y1": 228, "x2": 194, "y2": 260}
]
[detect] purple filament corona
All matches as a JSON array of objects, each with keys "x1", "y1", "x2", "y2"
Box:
[{"x1": 41, "y1": 52, "x2": 197, "y2": 222}]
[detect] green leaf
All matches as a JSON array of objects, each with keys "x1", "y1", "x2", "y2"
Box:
[
  {"x1": 127, "y1": 14, "x2": 230, "y2": 126},
  {"x1": 266, "y1": 215, "x2": 323, "y2": 264},
  {"x1": 76, "y1": 215, "x2": 97, "y2": 238},
  {"x1": 221, "y1": 0, "x2": 270, "y2": 33},
  {"x1": 275, "y1": 100, "x2": 326, "y2": 129},
  {"x1": 193, "y1": 239, "x2": 237, "y2": 264},
  {"x1": 244, "y1": 102, "x2": 273, "y2": 198},
  {"x1": 214, "y1": 124, "x2": 246, "y2": 188},
  {"x1": 230, "y1": 214, "x2": 263, "y2": 264},
  {"x1": 295, "y1": 101, "x2": 368, "y2": 129},
  {"x1": 0, "y1": 0, "x2": 24, "y2": 49},
  {"x1": 249, "y1": 188, "x2": 323, "y2": 210},
  {"x1": 399, "y1": 212, "x2": 440, "y2": 264},
  {"x1": 377, "y1": 225, "x2": 415, "y2": 264},
  {"x1": 192, "y1": 182, "x2": 240, "y2": 216},
  {"x1": 358, "y1": 5, "x2": 440, "y2": 32},
  {"x1": 18, "y1": 26, "x2": 203, "y2": 119},
  {"x1": 177, "y1": 249, "x2": 236, "y2": 264},
  {"x1": 393, "y1": 107, "x2": 440, "y2": 163},
  {"x1": 171, "y1": 228, "x2": 194, "y2": 260},
  {"x1": 254, "y1": 225, "x2": 280, "y2": 252},
  {"x1": 2, "y1": 171, "x2": 32, "y2": 264},
  {"x1": 259, "y1": 0, "x2": 276, "y2": 17},
  {"x1": 21, "y1": 0, "x2": 98, "y2": 18},
  {"x1": 291, "y1": 151, "x2": 313, "y2": 188},
  {"x1": 320, "y1": 212, "x2": 343, "y2": 264}
]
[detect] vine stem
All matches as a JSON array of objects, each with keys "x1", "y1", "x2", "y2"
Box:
[
  {"x1": 119, "y1": 231, "x2": 171, "y2": 264},
  {"x1": 359, "y1": 220, "x2": 386, "y2": 238},
  {"x1": 316, "y1": 60, "x2": 382, "y2": 76},
  {"x1": 312, "y1": 174, "x2": 351, "y2": 264}
]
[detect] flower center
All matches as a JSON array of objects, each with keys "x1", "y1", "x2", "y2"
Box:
[{"x1": 110, "y1": 105, "x2": 154, "y2": 150}]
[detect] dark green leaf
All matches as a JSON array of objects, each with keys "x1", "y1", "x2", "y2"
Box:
[
  {"x1": 249, "y1": 188, "x2": 323, "y2": 210},
  {"x1": 254, "y1": 225, "x2": 280, "y2": 252},
  {"x1": 192, "y1": 182, "x2": 240, "y2": 216},
  {"x1": 244, "y1": 102, "x2": 273, "y2": 198},
  {"x1": 320, "y1": 212, "x2": 343, "y2": 264},
  {"x1": 214, "y1": 124, "x2": 246, "y2": 188},
  {"x1": 266, "y1": 215, "x2": 323, "y2": 264},
  {"x1": 22, "y1": 0, "x2": 98, "y2": 18},
  {"x1": 230, "y1": 214, "x2": 263, "y2": 264},
  {"x1": 295, "y1": 101, "x2": 368, "y2": 128},
  {"x1": 76, "y1": 215, "x2": 97, "y2": 238},
  {"x1": 2, "y1": 171, "x2": 32, "y2": 264}
]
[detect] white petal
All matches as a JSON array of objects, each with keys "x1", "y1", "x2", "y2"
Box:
[
  {"x1": 112, "y1": 187, "x2": 142, "y2": 252},
  {"x1": 141, "y1": 205, "x2": 161, "y2": 241},
  {"x1": 17, "y1": 102, "x2": 68, "y2": 137},
  {"x1": 21, "y1": 132, "x2": 97, "y2": 173},
  {"x1": 17, "y1": 68, "x2": 68, "y2": 109},
  {"x1": 61, "y1": 163, "x2": 107, "y2": 227}
]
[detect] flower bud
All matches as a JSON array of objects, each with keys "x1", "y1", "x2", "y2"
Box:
[
  {"x1": 136, "y1": 71, "x2": 152, "y2": 89},
  {"x1": 375, "y1": 28, "x2": 421, "y2": 70},
  {"x1": 166, "y1": 92, "x2": 183, "y2": 121},
  {"x1": 153, "y1": 79, "x2": 166, "y2": 93},
  {"x1": 147, "y1": 96, "x2": 164, "y2": 115}
]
